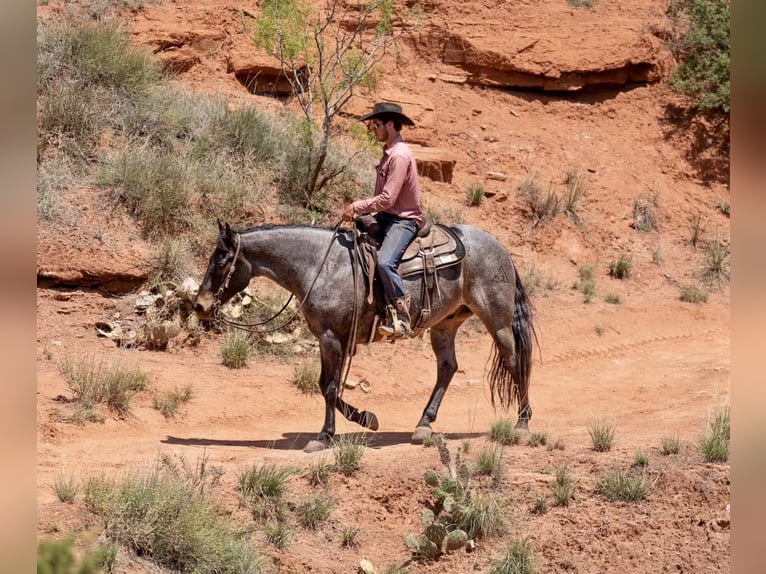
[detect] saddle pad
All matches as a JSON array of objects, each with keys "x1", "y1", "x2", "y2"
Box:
[{"x1": 399, "y1": 224, "x2": 465, "y2": 277}]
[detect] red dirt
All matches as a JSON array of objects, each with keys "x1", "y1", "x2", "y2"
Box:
[{"x1": 36, "y1": 1, "x2": 730, "y2": 572}]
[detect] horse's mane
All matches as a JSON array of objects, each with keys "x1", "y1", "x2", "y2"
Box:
[{"x1": 237, "y1": 223, "x2": 337, "y2": 234}]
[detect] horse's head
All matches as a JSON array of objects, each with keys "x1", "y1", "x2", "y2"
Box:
[{"x1": 194, "y1": 221, "x2": 252, "y2": 319}]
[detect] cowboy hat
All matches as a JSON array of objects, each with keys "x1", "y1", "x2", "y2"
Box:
[{"x1": 358, "y1": 102, "x2": 415, "y2": 126}]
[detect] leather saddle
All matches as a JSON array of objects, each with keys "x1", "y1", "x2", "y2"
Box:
[{"x1": 354, "y1": 215, "x2": 465, "y2": 278}]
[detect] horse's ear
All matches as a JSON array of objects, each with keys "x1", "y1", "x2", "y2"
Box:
[{"x1": 217, "y1": 219, "x2": 224, "y2": 235}]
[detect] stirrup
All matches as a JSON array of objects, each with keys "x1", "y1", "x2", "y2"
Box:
[{"x1": 378, "y1": 320, "x2": 409, "y2": 338}]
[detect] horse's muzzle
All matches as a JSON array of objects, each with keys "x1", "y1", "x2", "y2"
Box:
[{"x1": 193, "y1": 292, "x2": 215, "y2": 319}]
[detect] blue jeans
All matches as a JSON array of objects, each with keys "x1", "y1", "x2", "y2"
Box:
[{"x1": 374, "y1": 213, "x2": 418, "y2": 302}]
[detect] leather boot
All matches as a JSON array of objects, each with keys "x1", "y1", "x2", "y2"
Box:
[{"x1": 378, "y1": 296, "x2": 412, "y2": 338}]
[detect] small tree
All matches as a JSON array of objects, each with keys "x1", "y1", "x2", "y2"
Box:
[{"x1": 254, "y1": 0, "x2": 419, "y2": 211}]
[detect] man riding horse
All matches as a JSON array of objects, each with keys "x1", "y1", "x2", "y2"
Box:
[{"x1": 343, "y1": 102, "x2": 423, "y2": 339}]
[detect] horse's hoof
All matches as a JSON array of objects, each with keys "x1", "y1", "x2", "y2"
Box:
[
  {"x1": 304, "y1": 439, "x2": 330, "y2": 453},
  {"x1": 360, "y1": 411, "x2": 379, "y2": 431},
  {"x1": 514, "y1": 420, "x2": 530, "y2": 432},
  {"x1": 411, "y1": 426, "x2": 432, "y2": 444}
]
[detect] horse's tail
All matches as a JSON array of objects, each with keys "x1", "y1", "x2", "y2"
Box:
[{"x1": 488, "y1": 268, "x2": 536, "y2": 412}]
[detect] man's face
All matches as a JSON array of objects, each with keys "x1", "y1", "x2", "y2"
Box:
[{"x1": 368, "y1": 119, "x2": 390, "y2": 142}]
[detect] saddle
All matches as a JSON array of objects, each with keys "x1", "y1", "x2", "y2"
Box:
[{"x1": 353, "y1": 215, "x2": 466, "y2": 332}]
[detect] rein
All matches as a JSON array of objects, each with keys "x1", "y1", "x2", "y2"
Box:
[{"x1": 213, "y1": 220, "x2": 363, "y2": 395}]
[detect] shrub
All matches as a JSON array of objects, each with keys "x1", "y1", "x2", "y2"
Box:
[
  {"x1": 604, "y1": 293, "x2": 621, "y2": 305},
  {"x1": 84, "y1": 469, "x2": 263, "y2": 572},
  {"x1": 57, "y1": 354, "x2": 149, "y2": 416},
  {"x1": 667, "y1": 0, "x2": 730, "y2": 115},
  {"x1": 37, "y1": 536, "x2": 113, "y2": 574}
]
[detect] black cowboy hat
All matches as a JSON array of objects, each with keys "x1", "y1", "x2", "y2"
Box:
[{"x1": 358, "y1": 102, "x2": 415, "y2": 126}]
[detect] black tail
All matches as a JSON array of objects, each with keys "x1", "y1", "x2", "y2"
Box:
[{"x1": 488, "y1": 269, "x2": 536, "y2": 411}]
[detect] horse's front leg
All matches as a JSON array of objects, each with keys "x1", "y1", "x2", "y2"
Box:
[{"x1": 304, "y1": 331, "x2": 344, "y2": 453}]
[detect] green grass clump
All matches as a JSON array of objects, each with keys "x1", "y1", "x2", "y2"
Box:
[
  {"x1": 51, "y1": 474, "x2": 79, "y2": 503},
  {"x1": 699, "y1": 406, "x2": 730, "y2": 462},
  {"x1": 475, "y1": 445, "x2": 505, "y2": 486},
  {"x1": 341, "y1": 526, "x2": 362, "y2": 548},
  {"x1": 608, "y1": 253, "x2": 632, "y2": 279},
  {"x1": 220, "y1": 329, "x2": 253, "y2": 368},
  {"x1": 661, "y1": 435, "x2": 682, "y2": 455},
  {"x1": 306, "y1": 458, "x2": 333, "y2": 487},
  {"x1": 517, "y1": 177, "x2": 560, "y2": 225},
  {"x1": 552, "y1": 465, "x2": 574, "y2": 507},
  {"x1": 527, "y1": 431, "x2": 548, "y2": 447},
  {"x1": 700, "y1": 235, "x2": 730, "y2": 286},
  {"x1": 57, "y1": 354, "x2": 149, "y2": 417},
  {"x1": 152, "y1": 385, "x2": 193, "y2": 419},
  {"x1": 465, "y1": 183, "x2": 485, "y2": 206},
  {"x1": 84, "y1": 469, "x2": 263, "y2": 572},
  {"x1": 633, "y1": 193, "x2": 659, "y2": 232},
  {"x1": 239, "y1": 464, "x2": 298, "y2": 504},
  {"x1": 679, "y1": 284, "x2": 708, "y2": 303},
  {"x1": 490, "y1": 418, "x2": 520, "y2": 446},
  {"x1": 596, "y1": 468, "x2": 649, "y2": 501},
  {"x1": 296, "y1": 493, "x2": 334, "y2": 529},
  {"x1": 332, "y1": 434, "x2": 367, "y2": 476},
  {"x1": 489, "y1": 538, "x2": 536, "y2": 574},
  {"x1": 292, "y1": 361, "x2": 321, "y2": 395},
  {"x1": 573, "y1": 264, "x2": 596, "y2": 303},
  {"x1": 562, "y1": 170, "x2": 588, "y2": 225},
  {"x1": 633, "y1": 451, "x2": 649, "y2": 467},
  {"x1": 37, "y1": 536, "x2": 116, "y2": 574},
  {"x1": 455, "y1": 492, "x2": 505, "y2": 539},
  {"x1": 264, "y1": 522, "x2": 291, "y2": 549},
  {"x1": 588, "y1": 418, "x2": 616, "y2": 452}
]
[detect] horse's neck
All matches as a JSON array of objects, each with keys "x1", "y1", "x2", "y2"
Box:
[{"x1": 240, "y1": 227, "x2": 335, "y2": 296}]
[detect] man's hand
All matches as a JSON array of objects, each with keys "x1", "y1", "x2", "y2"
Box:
[{"x1": 342, "y1": 203, "x2": 356, "y2": 223}]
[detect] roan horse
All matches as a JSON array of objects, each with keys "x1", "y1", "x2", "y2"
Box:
[{"x1": 194, "y1": 221, "x2": 536, "y2": 452}]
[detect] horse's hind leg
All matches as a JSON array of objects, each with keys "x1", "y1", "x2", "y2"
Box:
[
  {"x1": 412, "y1": 315, "x2": 467, "y2": 443},
  {"x1": 335, "y1": 397, "x2": 379, "y2": 431}
]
